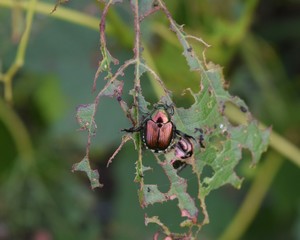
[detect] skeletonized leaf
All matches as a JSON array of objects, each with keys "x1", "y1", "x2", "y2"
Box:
[
  {"x1": 161, "y1": 154, "x2": 198, "y2": 222},
  {"x1": 76, "y1": 104, "x2": 97, "y2": 134},
  {"x1": 93, "y1": 47, "x2": 119, "y2": 90},
  {"x1": 102, "y1": 79, "x2": 124, "y2": 98},
  {"x1": 72, "y1": 156, "x2": 102, "y2": 189},
  {"x1": 140, "y1": 184, "x2": 166, "y2": 207},
  {"x1": 173, "y1": 65, "x2": 270, "y2": 198}
]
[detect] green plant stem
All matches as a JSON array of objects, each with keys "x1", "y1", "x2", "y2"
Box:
[
  {"x1": 0, "y1": 0, "x2": 100, "y2": 31},
  {"x1": 219, "y1": 151, "x2": 283, "y2": 240},
  {"x1": 0, "y1": 98, "x2": 34, "y2": 166},
  {"x1": 1, "y1": 0, "x2": 37, "y2": 102}
]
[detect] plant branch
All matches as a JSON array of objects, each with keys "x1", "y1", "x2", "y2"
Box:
[
  {"x1": 130, "y1": 0, "x2": 145, "y2": 188},
  {"x1": 99, "y1": 1, "x2": 113, "y2": 51},
  {"x1": 140, "y1": 63, "x2": 170, "y2": 96},
  {"x1": 139, "y1": 5, "x2": 161, "y2": 22},
  {"x1": 85, "y1": 59, "x2": 136, "y2": 157}
]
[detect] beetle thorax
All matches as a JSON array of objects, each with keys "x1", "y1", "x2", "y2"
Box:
[{"x1": 152, "y1": 110, "x2": 169, "y2": 124}]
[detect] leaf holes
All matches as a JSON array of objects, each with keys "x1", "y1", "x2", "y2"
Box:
[
  {"x1": 201, "y1": 165, "x2": 214, "y2": 188},
  {"x1": 173, "y1": 89, "x2": 196, "y2": 108}
]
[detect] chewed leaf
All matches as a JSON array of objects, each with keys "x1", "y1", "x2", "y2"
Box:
[
  {"x1": 205, "y1": 63, "x2": 248, "y2": 108},
  {"x1": 137, "y1": 60, "x2": 148, "y2": 79},
  {"x1": 230, "y1": 121, "x2": 271, "y2": 164},
  {"x1": 140, "y1": 184, "x2": 166, "y2": 207},
  {"x1": 72, "y1": 156, "x2": 102, "y2": 189},
  {"x1": 137, "y1": 92, "x2": 151, "y2": 114},
  {"x1": 141, "y1": 154, "x2": 198, "y2": 222},
  {"x1": 161, "y1": 154, "x2": 198, "y2": 222},
  {"x1": 101, "y1": 80, "x2": 124, "y2": 98},
  {"x1": 172, "y1": 65, "x2": 270, "y2": 198},
  {"x1": 140, "y1": 56, "x2": 270, "y2": 235},
  {"x1": 129, "y1": 89, "x2": 151, "y2": 115},
  {"x1": 76, "y1": 104, "x2": 97, "y2": 134},
  {"x1": 93, "y1": 47, "x2": 119, "y2": 90},
  {"x1": 145, "y1": 215, "x2": 171, "y2": 236}
]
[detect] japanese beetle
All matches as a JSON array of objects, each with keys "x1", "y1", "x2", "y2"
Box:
[
  {"x1": 172, "y1": 135, "x2": 194, "y2": 172},
  {"x1": 123, "y1": 104, "x2": 175, "y2": 153},
  {"x1": 174, "y1": 135, "x2": 194, "y2": 159}
]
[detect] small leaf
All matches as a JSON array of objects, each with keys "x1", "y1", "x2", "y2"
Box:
[
  {"x1": 140, "y1": 184, "x2": 166, "y2": 207},
  {"x1": 72, "y1": 156, "x2": 103, "y2": 189},
  {"x1": 102, "y1": 79, "x2": 124, "y2": 98},
  {"x1": 76, "y1": 104, "x2": 97, "y2": 134},
  {"x1": 137, "y1": 60, "x2": 148, "y2": 79},
  {"x1": 129, "y1": 89, "x2": 151, "y2": 115},
  {"x1": 137, "y1": 92, "x2": 151, "y2": 114},
  {"x1": 93, "y1": 47, "x2": 119, "y2": 90}
]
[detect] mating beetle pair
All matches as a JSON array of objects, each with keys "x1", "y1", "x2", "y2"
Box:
[{"x1": 123, "y1": 104, "x2": 194, "y2": 159}]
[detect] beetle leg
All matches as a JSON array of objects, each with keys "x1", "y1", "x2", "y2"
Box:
[
  {"x1": 175, "y1": 129, "x2": 195, "y2": 141},
  {"x1": 122, "y1": 112, "x2": 152, "y2": 133},
  {"x1": 122, "y1": 125, "x2": 143, "y2": 133}
]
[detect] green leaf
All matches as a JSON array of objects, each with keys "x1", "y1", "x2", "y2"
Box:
[
  {"x1": 172, "y1": 65, "x2": 271, "y2": 198},
  {"x1": 140, "y1": 184, "x2": 166, "y2": 207},
  {"x1": 76, "y1": 104, "x2": 97, "y2": 134},
  {"x1": 102, "y1": 79, "x2": 124, "y2": 98},
  {"x1": 161, "y1": 153, "x2": 198, "y2": 222},
  {"x1": 139, "y1": 153, "x2": 198, "y2": 223},
  {"x1": 145, "y1": 215, "x2": 171, "y2": 236},
  {"x1": 93, "y1": 47, "x2": 119, "y2": 90},
  {"x1": 72, "y1": 156, "x2": 103, "y2": 189}
]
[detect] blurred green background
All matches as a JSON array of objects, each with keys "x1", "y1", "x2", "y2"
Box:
[{"x1": 0, "y1": 0, "x2": 299, "y2": 239}]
